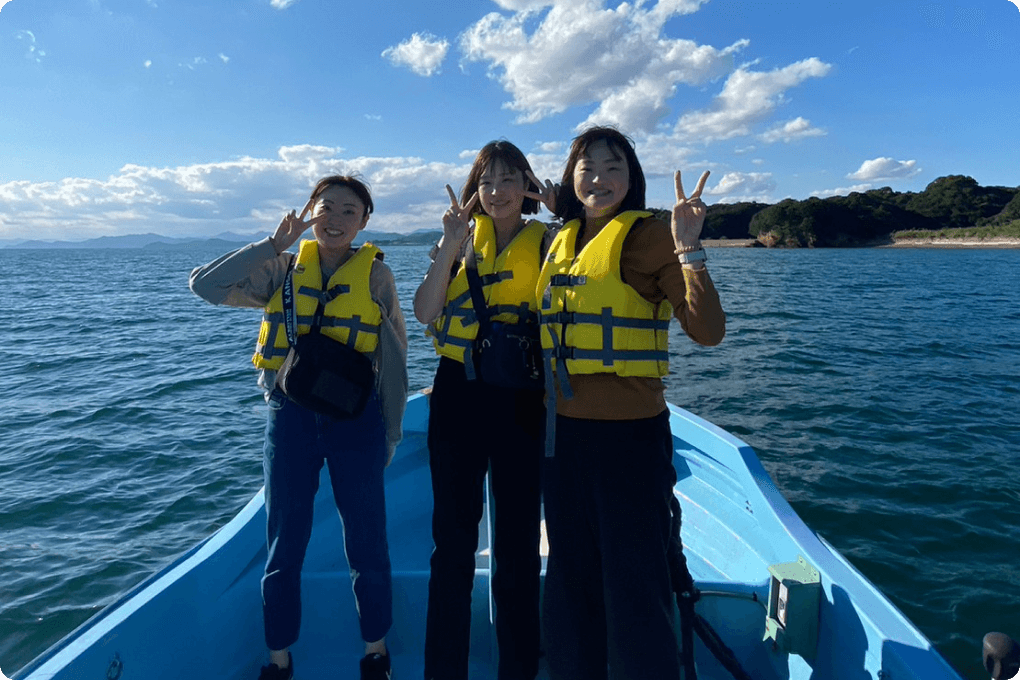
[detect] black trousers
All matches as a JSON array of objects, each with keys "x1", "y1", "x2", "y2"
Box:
[
  {"x1": 542, "y1": 410, "x2": 682, "y2": 680},
  {"x1": 424, "y1": 357, "x2": 544, "y2": 680}
]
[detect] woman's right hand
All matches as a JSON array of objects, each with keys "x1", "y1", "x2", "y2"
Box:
[
  {"x1": 270, "y1": 197, "x2": 327, "y2": 254},
  {"x1": 413, "y1": 186, "x2": 478, "y2": 324},
  {"x1": 441, "y1": 184, "x2": 478, "y2": 251}
]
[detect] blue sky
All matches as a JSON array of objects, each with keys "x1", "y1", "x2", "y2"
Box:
[{"x1": 1, "y1": 0, "x2": 1018, "y2": 242}]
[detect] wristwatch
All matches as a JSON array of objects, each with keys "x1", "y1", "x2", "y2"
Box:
[{"x1": 677, "y1": 248, "x2": 708, "y2": 264}]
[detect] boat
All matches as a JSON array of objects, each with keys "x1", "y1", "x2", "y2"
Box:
[{"x1": 14, "y1": 392, "x2": 968, "y2": 680}]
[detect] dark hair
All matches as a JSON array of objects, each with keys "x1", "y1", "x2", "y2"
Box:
[
  {"x1": 309, "y1": 175, "x2": 374, "y2": 218},
  {"x1": 554, "y1": 126, "x2": 646, "y2": 222},
  {"x1": 461, "y1": 140, "x2": 539, "y2": 216}
]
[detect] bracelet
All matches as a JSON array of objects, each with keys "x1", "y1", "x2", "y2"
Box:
[
  {"x1": 674, "y1": 241, "x2": 702, "y2": 255},
  {"x1": 677, "y1": 248, "x2": 707, "y2": 264}
]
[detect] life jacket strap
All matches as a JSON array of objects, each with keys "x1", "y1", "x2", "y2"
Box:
[
  {"x1": 479, "y1": 270, "x2": 513, "y2": 287},
  {"x1": 319, "y1": 314, "x2": 380, "y2": 348},
  {"x1": 549, "y1": 273, "x2": 587, "y2": 287},
  {"x1": 298, "y1": 283, "x2": 351, "y2": 304}
]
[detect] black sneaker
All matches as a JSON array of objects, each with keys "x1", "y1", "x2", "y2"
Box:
[
  {"x1": 258, "y1": 653, "x2": 293, "y2": 680},
  {"x1": 360, "y1": 652, "x2": 392, "y2": 680}
]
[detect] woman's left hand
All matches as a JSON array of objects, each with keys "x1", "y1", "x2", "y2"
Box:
[
  {"x1": 672, "y1": 170, "x2": 711, "y2": 250},
  {"x1": 525, "y1": 170, "x2": 558, "y2": 215}
]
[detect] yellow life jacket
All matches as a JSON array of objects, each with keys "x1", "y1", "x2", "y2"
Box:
[
  {"x1": 252, "y1": 240, "x2": 383, "y2": 370},
  {"x1": 536, "y1": 210, "x2": 672, "y2": 380},
  {"x1": 429, "y1": 216, "x2": 546, "y2": 364}
]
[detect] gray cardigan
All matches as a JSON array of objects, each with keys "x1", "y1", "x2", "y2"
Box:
[{"x1": 189, "y1": 237, "x2": 409, "y2": 462}]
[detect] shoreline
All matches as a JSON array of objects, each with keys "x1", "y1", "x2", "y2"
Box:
[
  {"x1": 701, "y1": 238, "x2": 1020, "y2": 249},
  {"x1": 877, "y1": 237, "x2": 1020, "y2": 249}
]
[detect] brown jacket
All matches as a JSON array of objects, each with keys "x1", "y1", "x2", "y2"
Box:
[{"x1": 552, "y1": 216, "x2": 725, "y2": 420}]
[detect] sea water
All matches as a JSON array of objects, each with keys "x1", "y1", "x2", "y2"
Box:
[{"x1": 1, "y1": 245, "x2": 1018, "y2": 679}]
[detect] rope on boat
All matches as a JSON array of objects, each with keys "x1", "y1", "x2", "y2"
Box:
[{"x1": 670, "y1": 495, "x2": 753, "y2": 680}]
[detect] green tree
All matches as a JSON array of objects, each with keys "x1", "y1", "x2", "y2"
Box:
[{"x1": 905, "y1": 176, "x2": 1014, "y2": 230}]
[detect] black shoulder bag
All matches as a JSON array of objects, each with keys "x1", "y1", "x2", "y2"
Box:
[
  {"x1": 464, "y1": 245, "x2": 544, "y2": 391},
  {"x1": 275, "y1": 262, "x2": 375, "y2": 419}
]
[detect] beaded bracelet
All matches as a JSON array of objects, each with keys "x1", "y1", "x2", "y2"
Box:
[{"x1": 674, "y1": 242, "x2": 702, "y2": 255}]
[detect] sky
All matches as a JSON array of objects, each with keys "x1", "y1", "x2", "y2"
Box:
[{"x1": 1, "y1": 0, "x2": 1018, "y2": 242}]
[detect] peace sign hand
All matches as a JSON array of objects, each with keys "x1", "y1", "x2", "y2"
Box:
[
  {"x1": 442, "y1": 184, "x2": 478, "y2": 251},
  {"x1": 270, "y1": 197, "x2": 328, "y2": 254},
  {"x1": 672, "y1": 170, "x2": 711, "y2": 251},
  {"x1": 523, "y1": 170, "x2": 558, "y2": 214}
]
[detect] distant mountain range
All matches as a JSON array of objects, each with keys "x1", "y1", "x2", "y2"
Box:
[{"x1": 0, "y1": 230, "x2": 444, "y2": 250}]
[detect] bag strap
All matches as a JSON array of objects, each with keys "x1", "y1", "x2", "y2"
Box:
[
  {"x1": 463, "y1": 242, "x2": 495, "y2": 382},
  {"x1": 464, "y1": 244, "x2": 493, "y2": 338},
  {"x1": 282, "y1": 257, "x2": 299, "y2": 347},
  {"x1": 281, "y1": 256, "x2": 325, "y2": 347}
]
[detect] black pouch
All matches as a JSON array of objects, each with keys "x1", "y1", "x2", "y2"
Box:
[
  {"x1": 275, "y1": 261, "x2": 375, "y2": 419},
  {"x1": 475, "y1": 320, "x2": 543, "y2": 391},
  {"x1": 277, "y1": 330, "x2": 374, "y2": 419}
]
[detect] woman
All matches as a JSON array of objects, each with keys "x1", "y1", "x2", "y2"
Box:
[
  {"x1": 189, "y1": 175, "x2": 408, "y2": 680},
  {"x1": 413, "y1": 141, "x2": 555, "y2": 680},
  {"x1": 537, "y1": 127, "x2": 725, "y2": 680}
]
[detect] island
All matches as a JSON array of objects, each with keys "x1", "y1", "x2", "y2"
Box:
[{"x1": 691, "y1": 175, "x2": 1020, "y2": 248}]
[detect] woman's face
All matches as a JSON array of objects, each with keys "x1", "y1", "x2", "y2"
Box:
[
  {"x1": 477, "y1": 161, "x2": 527, "y2": 221},
  {"x1": 572, "y1": 139, "x2": 630, "y2": 219},
  {"x1": 311, "y1": 184, "x2": 369, "y2": 253}
]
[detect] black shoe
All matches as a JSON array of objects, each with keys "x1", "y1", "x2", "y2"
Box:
[
  {"x1": 360, "y1": 652, "x2": 392, "y2": 680},
  {"x1": 258, "y1": 653, "x2": 294, "y2": 680}
]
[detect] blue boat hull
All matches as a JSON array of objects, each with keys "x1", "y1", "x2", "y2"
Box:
[{"x1": 14, "y1": 393, "x2": 963, "y2": 679}]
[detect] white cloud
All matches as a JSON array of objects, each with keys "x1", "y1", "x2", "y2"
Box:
[
  {"x1": 144, "y1": 60, "x2": 152, "y2": 68},
  {"x1": 1, "y1": 0, "x2": 14, "y2": 12},
  {"x1": 811, "y1": 184, "x2": 873, "y2": 198},
  {"x1": 218, "y1": 53, "x2": 230, "y2": 64},
  {"x1": 460, "y1": 0, "x2": 745, "y2": 131},
  {"x1": 180, "y1": 57, "x2": 208, "y2": 71},
  {"x1": 270, "y1": 0, "x2": 298, "y2": 9},
  {"x1": 704, "y1": 171, "x2": 777, "y2": 203},
  {"x1": 455, "y1": 0, "x2": 831, "y2": 171},
  {"x1": 16, "y1": 29, "x2": 46, "y2": 63},
  {"x1": 0, "y1": 146, "x2": 470, "y2": 241},
  {"x1": 847, "y1": 157, "x2": 921, "y2": 181},
  {"x1": 760, "y1": 116, "x2": 826, "y2": 143},
  {"x1": 489, "y1": 0, "x2": 555, "y2": 10},
  {"x1": 671, "y1": 58, "x2": 831, "y2": 143},
  {"x1": 382, "y1": 33, "x2": 450, "y2": 77}
]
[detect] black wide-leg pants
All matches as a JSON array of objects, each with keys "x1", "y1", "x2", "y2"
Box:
[
  {"x1": 542, "y1": 410, "x2": 682, "y2": 680},
  {"x1": 424, "y1": 357, "x2": 544, "y2": 680}
]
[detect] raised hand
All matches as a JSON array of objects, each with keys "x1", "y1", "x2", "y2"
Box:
[
  {"x1": 524, "y1": 170, "x2": 558, "y2": 214},
  {"x1": 672, "y1": 170, "x2": 711, "y2": 251},
  {"x1": 442, "y1": 184, "x2": 478, "y2": 250},
  {"x1": 271, "y1": 197, "x2": 327, "y2": 254}
]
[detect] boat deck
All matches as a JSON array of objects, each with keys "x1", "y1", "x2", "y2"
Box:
[{"x1": 16, "y1": 394, "x2": 963, "y2": 680}]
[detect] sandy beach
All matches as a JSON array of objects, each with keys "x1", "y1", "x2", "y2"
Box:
[{"x1": 878, "y1": 237, "x2": 1020, "y2": 248}]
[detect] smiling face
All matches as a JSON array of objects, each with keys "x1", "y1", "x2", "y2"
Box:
[
  {"x1": 572, "y1": 139, "x2": 631, "y2": 220},
  {"x1": 478, "y1": 161, "x2": 528, "y2": 221},
  {"x1": 311, "y1": 184, "x2": 369, "y2": 256}
]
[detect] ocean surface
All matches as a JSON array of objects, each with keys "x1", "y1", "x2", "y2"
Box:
[{"x1": 1, "y1": 244, "x2": 1018, "y2": 679}]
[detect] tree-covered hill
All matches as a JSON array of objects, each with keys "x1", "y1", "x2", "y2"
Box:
[{"x1": 692, "y1": 176, "x2": 1019, "y2": 247}]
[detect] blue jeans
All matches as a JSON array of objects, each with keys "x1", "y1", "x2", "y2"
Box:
[{"x1": 261, "y1": 388, "x2": 393, "y2": 651}]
